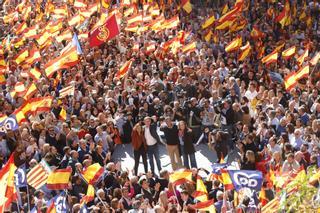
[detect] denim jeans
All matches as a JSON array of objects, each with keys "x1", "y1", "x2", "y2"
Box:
[
  {"x1": 180, "y1": 146, "x2": 197, "y2": 169},
  {"x1": 146, "y1": 144, "x2": 162, "y2": 174}
]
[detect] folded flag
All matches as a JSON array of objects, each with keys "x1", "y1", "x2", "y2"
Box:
[
  {"x1": 169, "y1": 169, "x2": 193, "y2": 185},
  {"x1": 82, "y1": 163, "x2": 104, "y2": 185},
  {"x1": 47, "y1": 167, "x2": 72, "y2": 190},
  {"x1": 89, "y1": 14, "x2": 120, "y2": 47},
  {"x1": 0, "y1": 114, "x2": 19, "y2": 136},
  {"x1": 228, "y1": 170, "x2": 263, "y2": 192}
]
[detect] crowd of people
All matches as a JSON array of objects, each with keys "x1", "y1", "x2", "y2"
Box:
[{"x1": 0, "y1": 0, "x2": 320, "y2": 212}]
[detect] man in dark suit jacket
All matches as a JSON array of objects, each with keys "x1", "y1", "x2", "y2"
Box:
[
  {"x1": 119, "y1": 187, "x2": 132, "y2": 210},
  {"x1": 122, "y1": 113, "x2": 134, "y2": 143}
]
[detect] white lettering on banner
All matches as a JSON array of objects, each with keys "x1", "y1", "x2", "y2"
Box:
[{"x1": 233, "y1": 172, "x2": 260, "y2": 188}]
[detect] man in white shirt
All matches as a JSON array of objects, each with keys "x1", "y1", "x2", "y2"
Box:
[{"x1": 144, "y1": 117, "x2": 162, "y2": 175}]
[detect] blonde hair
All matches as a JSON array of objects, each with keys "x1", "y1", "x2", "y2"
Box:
[{"x1": 246, "y1": 150, "x2": 255, "y2": 163}]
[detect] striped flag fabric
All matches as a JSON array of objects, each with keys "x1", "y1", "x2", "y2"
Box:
[
  {"x1": 192, "y1": 199, "x2": 216, "y2": 213},
  {"x1": 192, "y1": 176, "x2": 208, "y2": 202},
  {"x1": 225, "y1": 36, "x2": 242, "y2": 52},
  {"x1": 82, "y1": 163, "x2": 104, "y2": 185},
  {"x1": 47, "y1": 167, "x2": 72, "y2": 190},
  {"x1": 59, "y1": 85, "x2": 75, "y2": 99},
  {"x1": 221, "y1": 169, "x2": 234, "y2": 190},
  {"x1": 169, "y1": 169, "x2": 193, "y2": 186},
  {"x1": 296, "y1": 49, "x2": 308, "y2": 66},
  {"x1": 310, "y1": 52, "x2": 320, "y2": 66},
  {"x1": 115, "y1": 59, "x2": 134, "y2": 79},
  {"x1": 23, "y1": 83, "x2": 37, "y2": 100},
  {"x1": 182, "y1": 42, "x2": 197, "y2": 54},
  {"x1": 27, "y1": 160, "x2": 51, "y2": 190},
  {"x1": 59, "y1": 108, "x2": 67, "y2": 121},
  {"x1": 261, "y1": 51, "x2": 278, "y2": 65},
  {"x1": 282, "y1": 46, "x2": 296, "y2": 59},
  {"x1": 238, "y1": 41, "x2": 251, "y2": 61},
  {"x1": 29, "y1": 67, "x2": 42, "y2": 82},
  {"x1": 181, "y1": 0, "x2": 192, "y2": 14},
  {"x1": 14, "y1": 48, "x2": 29, "y2": 64}
]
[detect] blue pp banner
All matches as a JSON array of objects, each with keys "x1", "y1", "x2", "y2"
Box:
[{"x1": 228, "y1": 170, "x2": 263, "y2": 192}]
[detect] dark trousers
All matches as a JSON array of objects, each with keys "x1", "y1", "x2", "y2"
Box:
[
  {"x1": 147, "y1": 144, "x2": 162, "y2": 174},
  {"x1": 133, "y1": 146, "x2": 148, "y2": 175},
  {"x1": 180, "y1": 146, "x2": 197, "y2": 169}
]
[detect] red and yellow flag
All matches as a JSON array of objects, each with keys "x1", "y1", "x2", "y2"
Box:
[
  {"x1": 261, "y1": 51, "x2": 278, "y2": 65},
  {"x1": 181, "y1": 0, "x2": 192, "y2": 14},
  {"x1": 275, "y1": 0, "x2": 290, "y2": 28},
  {"x1": 192, "y1": 176, "x2": 208, "y2": 202},
  {"x1": 115, "y1": 59, "x2": 134, "y2": 79},
  {"x1": 82, "y1": 163, "x2": 104, "y2": 185},
  {"x1": 282, "y1": 46, "x2": 296, "y2": 59},
  {"x1": 225, "y1": 36, "x2": 242, "y2": 52},
  {"x1": 0, "y1": 72, "x2": 5, "y2": 85},
  {"x1": 25, "y1": 48, "x2": 41, "y2": 65},
  {"x1": 260, "y1": 187, "x2": 268, "y2": 206},
  {"x1": 221, "y1": 169, "x2": 234, "y2": 190},
  {"x1": 89, "y1": 14, "x2": 120, "y2": 47},
  {"x1": 28, "y1": 96, "x2": 53, "y2": 115},
  {"x1": 250, "y1": 26, "x2": 264, "y2": 39},
  {"x1": 222, "y1": 3, "x2": 229, "y2": 15},
  {"x1": 169, "y1": 169, "x2": 193, "y2": 186},
  {"x1": 261, "y1": 197, "x2": 280, "y2": 213},
  {"x1": 182, "y1": 42, "x2": 196, "y2": 54},
  {"x1": 284, "y1": 65, "x2": 309, "y2": 91},
  {"x1": 0, "y1": 154, "x2": 17, "y2": 213},
  {"x1": 23, "y1": 83, "x2": 37, "y2": 100},
  {"x1": 238, "y1": 41, "x2": 251, "y2": 61},
  {"x1": 29, "y1": 67, "x2": 42, "y2": 82},
  {"x1": 204, "y1": 31, "x2": 213, "y2": 42},
  {"x1": 59, "y1": 108, "x2": 67, "y2": 121},
  {"x1": 192, "y1": 199, "x2": 216, "y2": 213},
  {"x1": 310, "y1": 52, "x2": 320, "y2": 66},
  {"x1": 47, "y1": 167, "x2": 72, "y2": 190},
  {"x1": 202, "y1": 15, "x2": 215, "y2": 29},
  {"x1": 80, "y1": 184, "x2": 95, "y2": 204},
  {"x1": 14, "y1": 48, "x2": 29, "y2": 64},
  {"x1": 296, "y1": 49, "x2": 308, "y2": 66}
]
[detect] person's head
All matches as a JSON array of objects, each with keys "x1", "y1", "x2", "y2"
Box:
[
  {"x1": 180, "y1": 190, "x2": 189, "y2": 202},
  {"x1": 294, "y1": 129, "x2": 302, "y2": 139},
  {"x1": 178, "y1": 120, "x2": 186, "y2": 131},
  {"x1": 216, "y1": 190, "x2": 224, "y2": 201},
  {"x1": 140, "y1": 178, "x2": 149, "y2": 190},
  {"x1": 159, "y1": 169, "x2": 169, "y2": 180},
  {"x1": 286, "y1": 153, "x2": 295, "y2": 163},
  {"x1": 165, "y1": 116, "x2": 173, "y2": 127},
  {"x1": 273, "y1": 151, "x2": 281, "y2": 162},
  {"x1": 246, "y1": 150, "x2": 255, "y2": 163},
  {"x1": 294, "y1": 151, "x2": 304, "y2": 162},
  {"x1": 144, "y1": 116, "x2": 152, "y2": 127},
  {"x1": 213, "y1": 179, "x2": 221, "y2": 188},
  {"x1": 121, "y1": 187, "x2": 130, "y2": 198}
]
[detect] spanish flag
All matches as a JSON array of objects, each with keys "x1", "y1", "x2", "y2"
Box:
[
  {"x1": 192, "y1": 199, "x2": 216, "y2": 213},
  {"x1": 238, "y1": 41, "x2": 251, "y2": 61},
  {"x1": 82, "y1": 163, "x2": 104, "y2": 185},
  {"x1": 294, "y1": 64, "x2": 309, "y2": 80},
  {"x1": 29, "y1": 67, "x2": 42, "y2": 82},
  {"x1": 182, "y1": 42, "x2": 196, "y2": 54},
  {"x1": 250, "y1": 26, "x2": 264, "y2": 39},
  {"x1": 260, "y1": 187, "x2": 268, "y2": 206},
  {"x1": 0, "y1": 72, "x2": 5, "y2": 85},
  {"x1": 296, "y1": 49, "x2": 308, "y2": 66},
  {"x1": 162, "y1": 16, "x2": 180, "y2": 30},
  {"x1": 25, "y1": 48, "x2": 41, "y2": 65},
  {"x1": 45, "y1": 46, "x2": 79, "y2": 78},
  {"x1": 13, "y1": 102, "x2": 29, "y2": 124},
  {"x1": 23, "y1": 83, "x2": 37, "y2": 100},
  {"x1": 181, "y1": 0, "x2": 192, "y2": 14},
  {"x1": 89, "y1": 14, "x2": 120, "y2": 47},
  {"x1": 23, "y1": 25, "x2": 38, "y2": 39},
  {"x1": 59, "y1": 108, "x2": 67, "y2": 121},
  {"x1": 14, "y1": 48, "x2": 29, "y2": 64},
  {"x1": 222, "y1": 3, "x2": 229, "y2": 15},
  {"x1": 10, "y1": 82, "x2": 26, "y2": 98},
  {"x1": 225, "y1": 36, "x2": 242, "y2": 53},
  {"x1": 218, "y1": 0, "x2": 243, "y2": 23},
  {"x1": 28, "y1": 96, "x2": 53, "y2": 115},
  {"x1": 261, "y1": 197, "x2": 280, "y2": 213},
  {"x1": 204, "y1": 31, "x2": 213, "y2": 42},
  {"x1": 216, "y1": 18, "x2": 235, "y2": 30},
  {"x1": 47, "y1": 168, "x2": 72, "y2": 190},
  {"x1": 310, "y1": 52, "x2": 320, "y2": 66},
  {"x1": 0, "y1": 57, "x2": 6, "y2": 69},
  {"x1": 202, "y1": 15, "x2": 215, "y2": 29},
  {"x1": 282, "y1": 46, "x2": 296, "y2": 59},
  {"x1": 15, "y1": 22, "x2": 27, "y2": 35},
  {"x1": 115, "y1": 59, "x2": 133, "y2": 79},
  {"x1": 68, "y1": 14, "x2": 83, "y2": 27},
  {"x1": 81, "y1": 184, "x2": 95, "y2": 204},
  {"x1": 261, "y1": 51, "x2": 278, "y2": 65},
  {"x1": 192, "y1": 176, "x2": 208, "y2": 202},
  {"x1": 274, "y1": 42, "x2": 285, "y2": 52},
  {"x1": 221, "y1": 169, "x2": 234, "y2": 190},
  {"x1": 169, "y1": 169, "x2": 193, "y2": 186},
  {"x1": 284, "y1": 72, "x2": 298, "y2": 91},
  {"x1": 275, "y1": 0, "x2": 290, "y2": 28}
]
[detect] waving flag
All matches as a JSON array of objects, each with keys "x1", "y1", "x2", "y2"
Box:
[
  {"x1": 23, "y1": 83, "x2": 37, "y2": 100},
  {"x1": 80, "y1": 184, "x2": 95, "y2": 204},
  {"x1": 0, "y1": 154, "x2": 17, "y2": 212},
  {"x1": 238, "y1": 41, "x2": 251, "y2": 61},
  {"x1": 115, "y1": 59, "x2": 134, "y2": 79},
  {"x1": 228, "y1": 170, "x2": 263, "y2": 192},
  {"x1": 181, "y1": 0, "x2": 192, "y2": 13},
  {"x1": 192, "y1": 199, "x2": 216, "y2": 213},
  {"x1": 310, "y1": 52, "x2": 320, "y2": 66},
  {"x1": 250, "y1": 26, "x2": 264, "y2": 39},
  {"x1": 202, "y1": 15, "x2": 215, "y2": 29},
  {"x1": 89, "y1": 14, "x2": 120, "y2": 47},
  {"x1": 192, "y1": 176, "x2": 208, "y2": 202},
  {"x1": 14, "y1": 48, "x2": 29, "y2": 64},
  {"x1": 82, "y1": 163, "x2": 104, "y2": 185},
  {"x1": 47, "y1": 168, "x2": 72, "y2": 190},
  {"x1": 27, "y1": 161, "x2": 50, "y2": 190},
  {"x1": 221, "y1": 169, "x2": 234, "y2": 190},
  {"x1": 282, "y1": 46, "x2": 296, "y2": 59},
  {"x1": 225, "y1": 36, "x2": 242, "y2": 52},
  {"x1": 261, "y1": 51, "x2": 278, "y2": 65},
  {"x1": 169, "y1": 169, "x2": 193, "y2": 185},
  {"x1": 296, "y1": 49, "x2": 308, "y2": 66}
]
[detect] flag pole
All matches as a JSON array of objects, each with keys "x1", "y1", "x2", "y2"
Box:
[
  {"x1": 14, "y1": 183, "x2": 21, "y2": 213},
  {"x1": 26, "y1": 183, "x2": 31, "y2": 213}
]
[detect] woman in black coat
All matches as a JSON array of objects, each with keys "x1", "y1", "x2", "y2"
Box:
[
  {"x1": 211, "y1": 131, "x2": 228, "y2": 163},
  {"x1": 178, "y1": 120, "x2": 197, "y2": 169}
]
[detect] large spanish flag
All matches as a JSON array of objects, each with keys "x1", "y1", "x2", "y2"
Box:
[
  {"x1": 45, "y1": 46, "x2": 79, "y2": 78},
  {"x1": 282, "y1": 46, "x2": 296, "y2": 59},
  {"x1": 169, "y1": 169, "x2": 193, "y2": 186},
  {"x1": 89, "y1": 14, "x2": 120, "y2": 47},
  {"x1": 115, "y1": 59, "x2": 133, "y2": 79},
  {"x1": 47, "y1": 168, "x2": 72, "y2": 190},
  {"x1": 296, "y1": 49, "x2": 308, "y2": 66},
  {"x1": 181, "y1": 0, "x2": 192, "y2": 14},
  {"x1": 202, "y1": 15, "x2": 215, "y2": 29},
  {"x1": 82, "y1": 163, "x2": 104, "y2": 185},
  {"x1": 192, "y1": 199, "x2": 216, "y2": 213},
  {"x1": 261, "y1": 51, "x2": 278, "y2": 65},
  {"x1": 238, "y1": 41, "x2": 251, "y2": 61},
  {"x1": 225, "y1": 36, "x2": 242, "y2": 52}
]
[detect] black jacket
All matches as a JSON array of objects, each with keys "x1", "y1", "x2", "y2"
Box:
[
  {"x1": 122, "y1": 120, "x2": 134, "y2": 143},
  {"x1": 181, "y1": 130, "x2": 196, "y2": 154}
]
